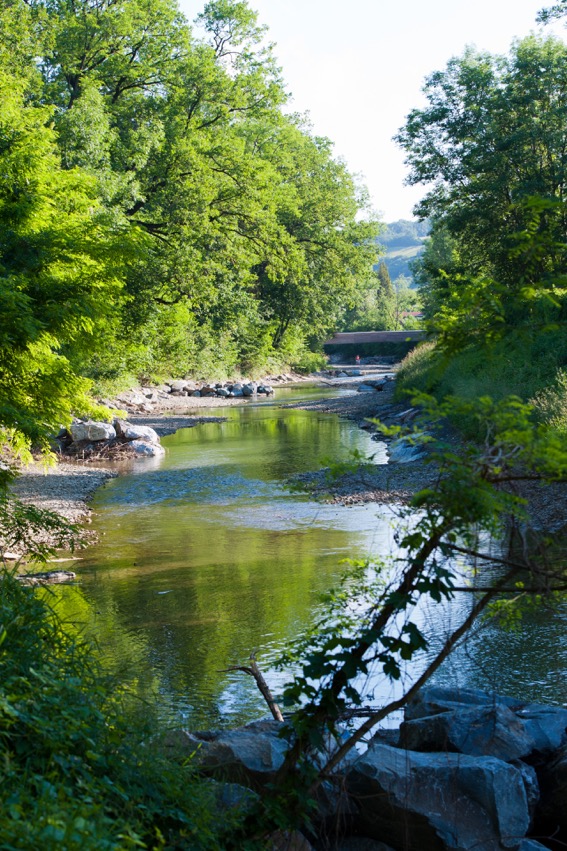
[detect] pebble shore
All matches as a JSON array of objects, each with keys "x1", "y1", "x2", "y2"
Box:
[{"x1": 6, "y1": 373, "x2": 566, "y2": 559}]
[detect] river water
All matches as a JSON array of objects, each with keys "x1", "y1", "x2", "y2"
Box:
[{"x1": 55, "y1": 385, "x2": 567, "y2": 728}]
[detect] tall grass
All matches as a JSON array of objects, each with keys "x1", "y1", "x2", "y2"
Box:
[{"x1": 397, "y1": 331, "x2": 567, "y2": 406}]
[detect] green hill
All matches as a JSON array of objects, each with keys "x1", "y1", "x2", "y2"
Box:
[{"x1": 377, "y1": 219, "x2": 429, "y2": 283}]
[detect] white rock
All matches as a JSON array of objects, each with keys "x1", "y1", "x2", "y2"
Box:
[
  {"x1": 132, "y1": 441, "x2": 165, "y2": 457},
  {"x1": 121, "y1": 424, "x2": 161, "y2": 445},
  {"x1": 70, "y1": 421, "x2": 116, "y2": 442}
]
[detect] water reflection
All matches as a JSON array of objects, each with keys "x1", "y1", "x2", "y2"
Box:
[{"x1": 64, "y1": 390, "x2": 567, "y2": 728}]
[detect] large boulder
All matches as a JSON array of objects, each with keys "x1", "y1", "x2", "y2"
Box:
[
  {"x1": 190, "y1": 720, "x2": 289, "y2": 790},
  {"x1": 70, "y1": 421, "x2": 116, "y2": 442},
  {"x1": 402, "y1": 687, "x2": 567, "y2": 761},
  {"x1": 400, "y1": 705, "x2": 536, "y2": 762},
  {"x1": 346, "y1": 743, "x2": 532, "y2": 851},
  {"x1": 114, "y1": 421, "x2": 161, "y2": 445},
  {"x1": 131, "y1": 440, "x2": 165, "y2": 457}
]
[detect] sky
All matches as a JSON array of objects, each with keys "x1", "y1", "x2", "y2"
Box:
[{"x1": 178, "y1": 0, "x2": 566, "y2": 222}]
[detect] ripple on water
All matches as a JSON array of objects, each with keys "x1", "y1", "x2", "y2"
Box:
[{"x1": 99, "y1": 465, "x2": 279, "y2": 511}]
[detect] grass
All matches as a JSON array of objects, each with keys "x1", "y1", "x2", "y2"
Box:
[{"x1": 395, "y1": 331, "x2": 567, "y2": 437}]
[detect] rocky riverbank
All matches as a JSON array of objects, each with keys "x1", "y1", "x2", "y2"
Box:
[
  {"x1": 286, "y1": 380, "x2": 567, "y2": 535},
  {"x1": 2, "y1": 372, "x2": 308, "y2": 560},
  {"x1": 157, "y1": 685, "x2": 567, "y2": 851}
]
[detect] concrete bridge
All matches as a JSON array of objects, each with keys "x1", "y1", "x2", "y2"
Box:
[{"x1": 324, "y1": 330, "x2": 426, "y2": 359}]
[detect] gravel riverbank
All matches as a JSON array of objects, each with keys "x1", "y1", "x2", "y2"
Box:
[{"x1": 6, "y1": 375, "x2": 566, "y2": 560}]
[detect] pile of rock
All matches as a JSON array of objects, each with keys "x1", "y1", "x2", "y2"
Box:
[
  {"x1": 166, "y1": 380, "x2": 275, "y2": 400},
  {"x1": 57, "y1": 418, "x2": 165, "y2": 459},
  {"x1": 107, "y1": 379, "x2": 277, "y2": 414},
  {"x1": 158, "y1": 687, "x2": 567, "y2": 851}
]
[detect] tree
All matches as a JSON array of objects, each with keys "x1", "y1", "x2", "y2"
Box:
[
  {"x1": 0, "y1": 68, "x2": 143, "y2": 456},
  {"x1": 396, "y1": 36, "x2": 567, "y2": 372},
  {"x1": 376, "y1": 260, "x2": 394, "y2": 300},
  {"x1": 22, "y1": 0, "x2": 378, "y2": 377},
  {"x1": 397, "y1": 37, "x2": 567, "y2": 291}
]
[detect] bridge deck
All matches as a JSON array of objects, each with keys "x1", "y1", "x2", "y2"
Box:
[{"x1": 325, "y1": 331, "x2": 426, "y2": 345}]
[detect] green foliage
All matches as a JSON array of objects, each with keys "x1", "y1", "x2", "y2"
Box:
[
  {"x1": 0, "y1": 0, "x2": 379, "y2": 463},
  {"x1": 268, "y1": 393, "x2": 567, "y2": 812},
  {"x1": 532, "y1": 368, "x2": 567, "y2": 433},
  {"x1": 0, "y1": 569, "x2": 244, "y2": 850}
]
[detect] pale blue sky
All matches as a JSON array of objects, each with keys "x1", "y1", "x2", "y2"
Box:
[{"x1": 179, "y1": 0, "x2": 566, "y2": 221}]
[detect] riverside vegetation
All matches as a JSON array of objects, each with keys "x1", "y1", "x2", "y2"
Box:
[{"x1": 2, "y1": 0, "x2": 567, "y2": 848}]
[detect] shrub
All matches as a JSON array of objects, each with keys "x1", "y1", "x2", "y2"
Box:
[
  {"x1": 0, "y1": 570, "x2": 244, "y2": 850},
  {"x1": 532, "y1": 368, "x2": 567, "y2": 433}
]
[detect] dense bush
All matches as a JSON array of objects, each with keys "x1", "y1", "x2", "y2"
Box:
[{"x1": 0, "y1": 570, "x2": 244, "y2": 850}]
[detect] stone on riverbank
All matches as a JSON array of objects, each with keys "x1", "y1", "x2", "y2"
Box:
[
  {"x1": 403, "y1": 686, "x2": 567, "y2": 759},
  {"x1": 59, "y1": 418, "x2": 165, "y2": 460},
  {"x1": 70, "y1": 421, "x2": 116, "y2": 442},
  {"x1": 114, "y1": 420, "x2": 161, "y2": 445},
  {"x1": 347, "y1": 743, "x2": 531, "y2": 851},
  {"x1": 165, "y1": 686, "x2": 567, "y2": 850}
]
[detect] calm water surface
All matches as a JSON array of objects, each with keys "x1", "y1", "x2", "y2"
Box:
[{"x1": 55, "y1": 386, "x2": 567, "y2": 727}]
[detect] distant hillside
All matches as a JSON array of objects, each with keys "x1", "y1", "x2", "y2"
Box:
[{"x1": 377, "y1": 219, "x2": 429, "y2": 283}]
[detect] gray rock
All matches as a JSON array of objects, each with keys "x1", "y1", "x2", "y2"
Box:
[
  {"x1": 216, "y1": 387, "x2": 229, "y2": 397},
  {"x1": 347, "y1": 743, "x2": 531, "y2": 851},
  {"x1": 131, "y1": 441, "x2": 165, "y2": 457},
  {"x1": 242, "y1": 385, "x2": 255, "y2": 396},
  {"x1": 70, "y1": 421, "x2": 116, "y2": 442},
  {"x1": 116, "y1": 390, "x2": 147, "y2": 406},
  {"x1": 387, "y1": 437, "x2": 426, "y2": 463},
  {"x1": 518, "y1": 842, "x2": 550, "y2": 850},
  {"x1": 512, "y1": 761, "x2": 540, "y2": 821},
  {"x1": 515, "y1": 704, "x2": 567, "y2": 754},
  {"x1": 232, "y1": 388, "x2": 244, "y2": 397},
  {"x1": 16, "y1": 570, "x2": 76, "y2": 586},
  {"x1": 357, "y1": 384, "x2": 376, "y2": 393},
  {"x1": 191, "y1": 390, "x2": 202, "y2": 397},
  {"x1": 192, "y1": 720, "x2": 288, "y2": 789},
  {"x1": 170, "y1": 389, "x2": 188, "y2": 397},
  {"x1": 405, "y1": 687, "x2": 520, "y2": 721},
  {"x1": 404, "y1": 687, "x2": 567, "y2": 759},
  {"x1": 150, "y1": 729, "x2": 207, "y2": 760},
  {"x1": 400, "y1": 704, "x2": 536, "y2": 762},
  {"x1": 118, "y1": 423, "x2": 161, "y2": 445},
  {"x1": 170, "y1": 380, "x2": 189, "y2": 392}
]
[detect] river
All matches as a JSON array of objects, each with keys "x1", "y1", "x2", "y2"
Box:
[{"x1": 52, "y1": 385, "x2": 567, "y2": 729}]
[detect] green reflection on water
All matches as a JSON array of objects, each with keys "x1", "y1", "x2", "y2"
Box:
[
  {"x1": 76, "y1": 400, "x2": 396, "y2": 726},
  {"x1": 56, "y1": 393, "x2": 566, "y2": 726}
]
